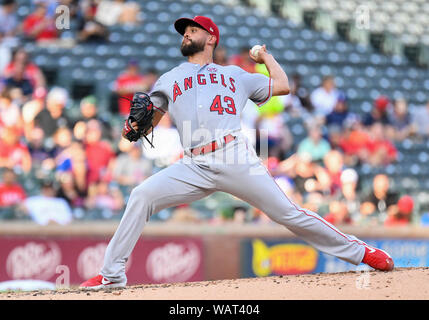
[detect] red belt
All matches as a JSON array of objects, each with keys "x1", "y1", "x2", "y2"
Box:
[{"x1": 190, "y1": 134, "x2": 236, "y2": 156}]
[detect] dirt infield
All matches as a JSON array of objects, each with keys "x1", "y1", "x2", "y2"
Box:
[{"x1": 1, "y1": 267, "x2": 428, "y2": 300}]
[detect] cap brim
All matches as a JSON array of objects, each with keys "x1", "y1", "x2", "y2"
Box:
[{"x1": 174, "y1": 18, "x2": 206, "y2": 35}]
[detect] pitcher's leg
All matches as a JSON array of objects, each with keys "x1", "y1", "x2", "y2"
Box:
[
  {"x1": 101, "y1": 160, "x2": 214, "y2": 283},
  {"x1": 217, "y1": 160, "x2": 366, "y2": 265}
]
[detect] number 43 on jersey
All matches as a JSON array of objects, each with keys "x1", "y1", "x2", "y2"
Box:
[{"x1": 209, "y1": 95, "x2": 236, "y2": 115}]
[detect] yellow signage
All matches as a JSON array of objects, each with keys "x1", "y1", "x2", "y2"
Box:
[{"x1": 252, "y1": 239, "x2": 318, "y2": 276}]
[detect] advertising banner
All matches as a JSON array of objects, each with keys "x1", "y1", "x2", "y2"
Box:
[
  {"x1": 0, "y1": 236, "x2": 204, "y2": 288},
  {"x1": 241, "y1": 238, "x2": 429, "y2": 277}
]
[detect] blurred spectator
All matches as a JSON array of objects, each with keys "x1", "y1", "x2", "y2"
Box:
[
  {"x1": 27, "y1": 126, "x2": 55, "y2": 168},
  {"x1": 254, "y1": 63, "x2": 287, "y2": 117},
  {"x1": 77, "y1": 3, "x2": 109, "y2": 43},
  {"x1": 310, "y1": 75, "x2": 339, "y2": 117},
  {"x1": 85, "y1": 181, "x2": 124, "y2": 217},
  {"x1": 275, "y1": 174, "x2": 302, "y2": 205},
  {"x1": 318, "y1": 150, "x2": 345, "y2": 196},
  {"x1": 73, "y1": 95, "x2": 112, "y2": 140},
  {"x1": 363, "y1": 95, "x2": 391, "y2": 127},
  {"x1": 358, "y1": 174, "x2": 399, "y2": 226},
  {"x1": 19, "y1": 180, "x2": 73, "y2": 225},
  {"x1": 264, "y1": 155, "x2": 282, "y2": 177},
  {"x1": 0, "y1": 168, "x2": 26, "y2": 218},
  {"x1": 384, "y1": 195, "x2": 414, "y2": 227},
  {"x1": 264, "y1": 156, "x2": 302, "y2": 206},
  {"x1": 169, "y1": 204, "x2": 201, "y2": 223},
  {"x1": 142, "y1": 113, "x2": 183, "y2": 167},
  {"x1": 95, "y1": 0, "x2": 140, "y2": 26},
  {"x1": 117, "y1": 0, "x2": 140, "y2": 24},
  {"x1": 411, "y1": 99, "x2": 429, "y2": 138},
  {"x1": 78, "y1": 0, "x2": 98, "y2": 16},
  {"x1": 337, "y1": 168, "x2": 361, "y2": 220},
  {"x1": 292, "y1": 73, "x2": 313, "y2": 112},
  {"x1": 4, "y1": 62, "x2": 34, "y2": 100},
  {"x1": 3, "y1": 48, "x2": 46, "y2": 89},
  {"x1": 231, "y1": 206, "x2": 249, "y2": 224},
  {"x1": 302, "y1": 191, "x2": 325, "y2": 213},
  {"x1": 214, "y1": 198, "x2": 254, "y2": 224},
  {"x1": 33, "y1": 0, "x2": 59, "y2": 18},
  {"x1": 77, "y1": 95, "x2": 105, "y2": 124},
  {"x1": 339, "y1": 116, "x2": 370, "y2": 166},
  {"x1": 213, "y1": 46, "x2": 228, "y2": 66},
  {"x1": 364, "y1": 122, "x2": 397, "y2": 167},
  {"x1": 144, "y1": 68, "x2": 159, "y2": 90},
  {"x1": 282, "y1": 73, "x2": 313, "y2": 116},
  {"x1": 113, "y1": 60, "x2": 152, "y2": 116},
  {"x1": 84, "y1": 119, "x2": 115, "y2": 185},
  {"x1": 58, "y1": 0, "x2": 81, "y2": 22},
  {"x1": 297, "y1": 124, "x2": 331, "y2": 163},
  {"x1": 53, "y1": 126, "x2": 73, "y2": 156},
  {"x1": 251, "y1": 207, "x2": 276, "y2": 224},
  {"x1": 0, "y1": 0, "x2": 18, "y2": 40},
  {"x1": 325, "y1": 92, "x2": 350, "y2": 129},
  {"x1": 54, "y1": 140, "x2": 87, "y2": 193},
  {"x1": 34, "y1": 87, "x2": 70, "y2": 137},
  {"x1": 228, "y1": 47, "x2": 256, "y2": 73},
  {"x1": 21, "y1": 1, "x2": 58, "y2": 42},
  {"x1": 21, "y1": 86, "x2": 47, "y2": 139},
  {"x1": 255, "y1": 113, "x2": 293, "y2": 159},
  {"x1": 323, "y1": 201, "x2": 352, "y2": 226},
  {"x1": 281, "y1": 85, "x2": 305, "y2": 118},
  {"x1": 0, "y1": 127, "x2": 32, "y2": 173},
  {"x1": 0, "y1": 32, "x2": 12, "y2": 74},
  {"x1": 57, "y1": 171, "x2": 86, "y2": 209},
  {"x1": 279, "y1": 152, "x2": 327, "y2": 197},
  {"x1": 326, "y1": 124, "x2": 343, "y2": 150},
  {"x1": 112, "y1": 139, "x2": 153, "y2": 188},
  {"x1": 0, "y1": 88, "x2": 22, "y2": 130},
  {"x1": 388, "y1": 98, "x2": 417, "y2": 141}
]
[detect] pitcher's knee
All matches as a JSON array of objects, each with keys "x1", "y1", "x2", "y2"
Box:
[
  {"x1": 130, "y1": 183, "x2": 152, "y2": 202},
  {"x1": 128, "y1": 184, "x2": 153, "y2": 215}
]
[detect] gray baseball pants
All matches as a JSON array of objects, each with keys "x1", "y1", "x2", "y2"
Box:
[{"x1": 101, "y1": 132, "x2": 366, "y2": 284}]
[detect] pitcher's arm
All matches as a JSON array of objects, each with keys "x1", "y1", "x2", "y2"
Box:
[{"x1": 250, "y1": 45, "x2": 290, "y2": 96}]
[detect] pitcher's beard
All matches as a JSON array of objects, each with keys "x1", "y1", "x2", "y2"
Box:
[{"x1": 181, "y1": 39, "x2": 205, "y2": 56}]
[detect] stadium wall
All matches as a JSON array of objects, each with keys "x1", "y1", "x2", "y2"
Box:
[{"x1": 1, "y1": 222, "x2": 429, "y2": 288}]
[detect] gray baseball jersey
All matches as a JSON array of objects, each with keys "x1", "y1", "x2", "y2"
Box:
[
  {"x1": 149, "y1": 62, "x2": 272, "y2": 148},
  {"x1": 100, "y1": 62, "x2": 367, "y2": 284}
]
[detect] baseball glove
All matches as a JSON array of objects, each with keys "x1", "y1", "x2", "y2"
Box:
[{"x1": 122, "y1": 92, "x2": 155, "y2": 147}]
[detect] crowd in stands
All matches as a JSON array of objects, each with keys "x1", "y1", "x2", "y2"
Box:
[
  {"x1": 0, "y1": 0, "x2": 428, "y2": 228},
  {"x1": 0, "y1": 0, "x2": 141, "y2": 45}
]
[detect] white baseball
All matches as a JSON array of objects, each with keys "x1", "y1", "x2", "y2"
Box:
[{"x1": 250, "y1": 45, "x2": 263, "y2": 58}]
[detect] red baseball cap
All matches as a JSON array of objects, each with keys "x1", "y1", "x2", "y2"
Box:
[
  {"x1": 374, "y1": 95, "x2": 390, "y2": 112},
  {"x1": 174, "y1": 16, "x2": 220, "y2": 46},
  {"x1": 397, "y1": 195, "x2": 414, "y2": 215}
]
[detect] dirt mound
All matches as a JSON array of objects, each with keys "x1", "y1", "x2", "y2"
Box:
[{"x1": 1, "y1": 267, "x2": 428, "y2": 300}]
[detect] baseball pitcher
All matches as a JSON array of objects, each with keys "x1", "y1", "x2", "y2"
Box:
[{"x1": 80, "y1": 16, "x2": 393, "y2": 289}]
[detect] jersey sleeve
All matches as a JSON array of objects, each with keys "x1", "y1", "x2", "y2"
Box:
[
  {"x1": 149, "y1": 76, "x2": 169, "y2": 114},
  {"x1": 241, "y1": 71, "x2": 273, "y2": 107}
]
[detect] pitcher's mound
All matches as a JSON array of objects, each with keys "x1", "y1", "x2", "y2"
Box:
[{"x1": 2, "y1": 267, "x2": 428, "y2": 300}]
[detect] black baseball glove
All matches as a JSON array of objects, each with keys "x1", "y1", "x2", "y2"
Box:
[{"x1": 122, "y1": 92, "x2": 155, "y2": 146}]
